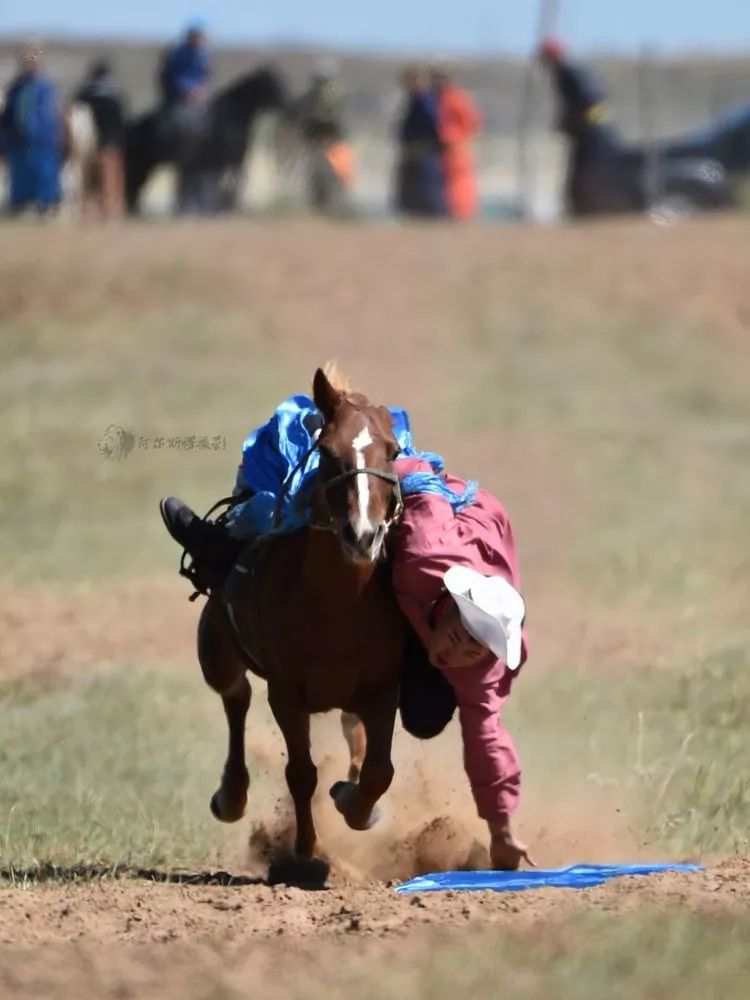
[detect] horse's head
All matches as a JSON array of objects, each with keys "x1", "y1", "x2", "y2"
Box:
[{"x1": 313, "y1": 367, "x2": 402, "y2": 564}]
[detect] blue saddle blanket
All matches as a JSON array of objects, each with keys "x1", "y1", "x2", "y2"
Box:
[
  {"x1": 395, "y1": 862, "x2": 703, "y2": 894},
  {"x1": 226, "y1": 394, "x2": 476, "y2": 538}
]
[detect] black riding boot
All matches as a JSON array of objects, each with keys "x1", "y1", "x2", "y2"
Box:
[{"x1": 160, "y1": 496, "x2": 239, "y2": 587}]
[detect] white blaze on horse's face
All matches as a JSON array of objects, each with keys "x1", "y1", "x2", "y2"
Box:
[{"x1": 349, "y1": 423, "x2": 387, "y2": 562}]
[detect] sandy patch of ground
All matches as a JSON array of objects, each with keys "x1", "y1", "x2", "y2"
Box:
[{"x1": 0, "y1": 861, "x2": 747, "y2": 998}]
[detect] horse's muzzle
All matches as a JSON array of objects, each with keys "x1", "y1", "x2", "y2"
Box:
[{"x1": 340, "y1": 520, "x2": 387, "y2": 564}]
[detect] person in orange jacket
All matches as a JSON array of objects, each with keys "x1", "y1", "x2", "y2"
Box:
[{"x1": 432, "y1": 69, "x2": 482, "y2": 220}]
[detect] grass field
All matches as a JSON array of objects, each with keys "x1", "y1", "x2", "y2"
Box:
[{"x1": 1, "y1": 217, "x2": 749, "y2": 996}]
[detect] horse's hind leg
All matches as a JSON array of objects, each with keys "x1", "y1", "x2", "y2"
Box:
[
  {"x1": 341, "y1": 712, "x2": 366, "y2": 783},
  {"x1": 332, "y1": 686, "x2": 397, "y2": 832},
  {"x1": 198, "y1": 598, "x2": 251, "y2": 823},
  {"x1": 268, "y1": 684, "x2": 318, "y2": 859}
]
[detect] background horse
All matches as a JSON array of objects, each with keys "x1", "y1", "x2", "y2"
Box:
[
  {"x1": 61, "y1": 102, "x2": 98, "y2": 218},
  {"x1": 124, "y1": 66, "x2": 287, "y2": 215},
  {"x1": 198, "y1": 367, "x2": 405, "y2": 862}
]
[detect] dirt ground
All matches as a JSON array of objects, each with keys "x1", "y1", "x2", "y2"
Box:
[
  {"x1": 0, "y1": 861, "x2": 747, "y2": 998},
  {"x1": 2, "y1": 859, "x2": 748, "y2": 949}
]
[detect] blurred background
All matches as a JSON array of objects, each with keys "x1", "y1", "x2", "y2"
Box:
[{"x1": 2, "y1": 0, "x2": 750, "y2": 220}]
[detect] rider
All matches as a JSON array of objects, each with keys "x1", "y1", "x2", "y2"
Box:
[
  {"x1": 156, "y1": 20, "x2": 212, "y2": 148},
  {"x1": 160, "y1": 395, "x2": 533, "y2": 871}
]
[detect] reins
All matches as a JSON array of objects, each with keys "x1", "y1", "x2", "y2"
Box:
[
  {"x1": 322, "y1": 465, "x2": 404, "y2": 530},
  {"x1": 272, "y1": 437, "x2": 404, "y2": 532}
]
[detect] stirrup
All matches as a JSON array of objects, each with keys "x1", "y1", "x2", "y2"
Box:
[{"x1": 172, "y1": 491, "x2": 253, "y2": 601}]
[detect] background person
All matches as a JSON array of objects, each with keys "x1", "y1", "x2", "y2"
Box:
[
  {"x1": 538, "y1": 38, "x2": 621, "y2": 216},
  {"x1": 293, "y1": 59, "x2": 355, "y2": 208},
  {"x1": 158, "y1": 22, "x2": 212, "y2": 109},
  {"x1": 432, "y1": 68, "x2": 482, "y2": 220},
  {"x1": 394, "y1": 67, "x2": 446, "y2": 217},
  {"x1": 74, "y1": 59, "x2": 127, "y2": 218},
  {"x1": 0, "y1": 43, "x2": 63, "y2": 215}
]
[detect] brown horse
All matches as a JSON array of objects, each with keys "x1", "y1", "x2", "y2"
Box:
[{"x1": 197, "y1": 367, "x2": 405, "y2": 860}]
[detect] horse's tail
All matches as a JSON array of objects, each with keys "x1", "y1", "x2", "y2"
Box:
[{"x1": 321, "y1": 360, "x2": 351, "y2": 393}]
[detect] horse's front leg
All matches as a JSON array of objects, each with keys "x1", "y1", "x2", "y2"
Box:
[
  {"x1": 268, "y1": 684, "x2": 319, "y2": 859},
  {"x1": 198, "y1": 599, "x2": 251, "y2": 823},
  {"x1": 331, "y1": 685, "x2": 397, "y2": 831},
  {"x1": 340, "y1": 711, "x2": 366, "y2": 783}
]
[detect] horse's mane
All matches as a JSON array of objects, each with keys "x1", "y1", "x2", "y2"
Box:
[
  {"x1": 215, "y1": 65, "x2": 282, "y2": 107},
  {"x1": 322, "y1": 360, "x2": 352, "y2": 394},
  {"x1": 320, "y1": 362, "x2": 374, "y2": 411}
]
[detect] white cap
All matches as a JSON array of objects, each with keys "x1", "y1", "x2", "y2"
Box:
[{"x1": 444, "y1": 565, "x2": 526, "y2": 670}]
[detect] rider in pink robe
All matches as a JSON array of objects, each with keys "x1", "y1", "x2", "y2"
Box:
[{"x1": 393, "y1": 456, "x2": 528, "y2": 825}]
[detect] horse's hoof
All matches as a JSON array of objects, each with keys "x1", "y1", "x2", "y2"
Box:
[
  {"x1": 329, "y1": 781, "x2": 382, "y2": 831},
  {"x1": 210, "y1": 789, "x2": 246, "y2": 824}
]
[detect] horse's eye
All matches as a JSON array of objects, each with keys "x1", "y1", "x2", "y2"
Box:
[{"x1": 390, "y1": 446, "x2": 402, "y2": 462}]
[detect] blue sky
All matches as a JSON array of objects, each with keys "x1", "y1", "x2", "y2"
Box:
[{"x1": 2, "y1": 0, "x2": 749, "y2": 54}]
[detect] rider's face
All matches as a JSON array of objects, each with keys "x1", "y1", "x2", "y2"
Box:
[{"x1": 429, "y1": 600, "x2": 487, "y2": 670}]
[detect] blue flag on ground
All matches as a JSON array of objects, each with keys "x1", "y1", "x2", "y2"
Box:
[{"x1": 395, "y1": 863, "x2": 703, "y2": 894}]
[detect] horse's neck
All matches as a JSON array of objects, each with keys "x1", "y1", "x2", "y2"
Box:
[
  {"x1": 216, "y1": 86, "x2": 258, "y2": 127},
  {"x1": 302, "y1": 531, "x2": 377, "y2": 603}
]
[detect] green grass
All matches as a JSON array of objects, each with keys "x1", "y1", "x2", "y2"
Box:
[
  {"x1": 514, "y1": 646, "x2": 750, "y2": 858},
  {"x1": 0, "y1": 666, "x2": 240, "y2": 872}
]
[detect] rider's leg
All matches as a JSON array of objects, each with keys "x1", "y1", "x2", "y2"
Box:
[{"x1": 160, "y1": 497, "x2": 239, "y2": 579}]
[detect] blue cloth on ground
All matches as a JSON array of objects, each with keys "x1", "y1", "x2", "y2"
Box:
[
  {"x1": 226, "y1": 394, "x2": 477, "y2": 538},
  {"x1": 395, "y1": 862, "x2": 703, "y2": 894}
]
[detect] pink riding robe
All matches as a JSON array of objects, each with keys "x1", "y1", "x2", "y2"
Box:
[{"x1": 392, "y1": 457, "x2": 528, "y2": 822}]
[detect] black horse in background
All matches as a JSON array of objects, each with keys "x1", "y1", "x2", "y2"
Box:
[
  {"x1": 562, "y1": 115, "x2": 736, "y2": 219},
  {"x1": 124, "y1": 67, "x2": 287, "y2": 215},
  {"x1": 661, "y1": 103, "x2": 750, "y2": 177}
]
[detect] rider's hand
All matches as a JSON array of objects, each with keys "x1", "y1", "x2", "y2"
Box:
[{"x1": 488, "y1": 818, "x2": 536, "y2": 870}]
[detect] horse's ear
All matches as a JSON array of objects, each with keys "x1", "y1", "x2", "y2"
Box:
[{"x1": 313, "y1": 367, "x2": 342, "y2": 421}]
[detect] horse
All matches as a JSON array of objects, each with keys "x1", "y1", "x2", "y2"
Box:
[
  {"x1": 124, "y1": 66, "x2": 287, "y2": 215},
  {"x1": 563, "y1": 116, "x2": 733, "y2": 219},
  {"x1": 61, "y1": 102, "x2": 98, "y2": 218},
  {"x1": 197, "y1": 367, "x2": 406, "y2": 861}
]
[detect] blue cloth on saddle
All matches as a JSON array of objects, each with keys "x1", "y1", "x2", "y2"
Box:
[
  {"x1": 226, "y1": 395, "x2": 477, "y2": 538},
  {"x1": 395, "y1": 862, "x2": 703, "y2": 894}
]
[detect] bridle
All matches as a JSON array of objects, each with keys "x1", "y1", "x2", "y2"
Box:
[
  {"x1": 273, "y1": 435, "x2": 404, "y2": 534},
  {"x1": 322, "y1": 464, "x2": 404, "y2": 531}
]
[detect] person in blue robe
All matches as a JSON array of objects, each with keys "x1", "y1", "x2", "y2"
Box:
[
  {"x1": 158, "y1": 23, "x2": 212, "y2": 108},
  {"x1": 1, "y1": 44, "x2": 63, "y2": 214},
  {"x1": 394, "y1": 67, "x2": 447, "y2": 217}
]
